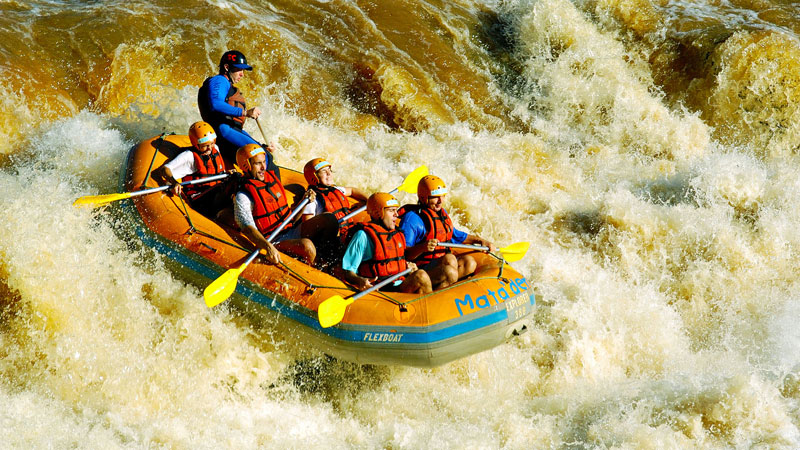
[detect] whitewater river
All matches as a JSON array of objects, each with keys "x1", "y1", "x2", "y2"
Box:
[{"x1": 2, "y1": 0, "x2": 800, "y2": 447}]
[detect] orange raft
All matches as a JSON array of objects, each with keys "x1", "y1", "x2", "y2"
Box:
[{"x1": 122, "y1": 135, "x2": 534, "y2": 367}]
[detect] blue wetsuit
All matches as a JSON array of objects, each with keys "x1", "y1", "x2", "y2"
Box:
[{"x1": 198, "y1": 73, "x2": 279, "y2": 179}]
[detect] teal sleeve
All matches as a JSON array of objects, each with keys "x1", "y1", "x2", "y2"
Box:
[{"x1": 341, "y1": 230, "x2": 374, "y2": 272}]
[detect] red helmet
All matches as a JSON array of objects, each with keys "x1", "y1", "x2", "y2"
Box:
[
  {"x1": 188, "y1": 121, "x2": 216, "y2": 149},
  {"x1": 367, "y1": 192, "x2": 399, "y2": 220},
  {"x1": 417, "y1": 175, "x2": 448, "y2": 203},
  {"x1": 235, "y1": 144, "x2": 265, "y2": 173},
  {"x1": 303, "y1": 158, "x2": 331, "y2": 185}
]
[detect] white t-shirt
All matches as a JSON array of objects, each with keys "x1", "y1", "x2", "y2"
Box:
[
  {"x1": 163, "y1": 144, "x2": 221, "y2": 179},
  {"x1": 301, "y1": 186, "x2": 348, "y2": 216},
  {"x1": 233, "y1": 190, "x2": 300, "y2": 242},
  {"x1": 234, "y1": 191, "x2": 257, "y2": 229}
]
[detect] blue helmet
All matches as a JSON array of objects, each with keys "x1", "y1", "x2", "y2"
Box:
[{"x1": 220, "y1": 50, "x2": 253, "y2": 71}]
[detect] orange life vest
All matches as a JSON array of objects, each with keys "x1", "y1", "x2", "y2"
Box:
[
  {"x1": 309, "y1": 185, "x2": 351, "y2": 221},
  {"x1": 356, "y1": 222, "x2": 408, "y2": 279},
  {"x1": 226, "y1": 87, "x2": 246, "y2": 128},
  {"x1": 400, "y1": 204, "x2": 453, "y2": 266},
  {"x1": 242, "y1": 174, "x2": 290, "y2": 236},
  {"x1": 183, "y1": 146, "x2": 225, "y2": 200}
]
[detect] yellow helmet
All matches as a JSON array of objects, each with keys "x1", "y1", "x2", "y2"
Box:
[
  {"x1": 417, "y1": 175, "x2": 448, "y2": 203},
  {"x1": 188, "y1": 121, "x2": 217, "y2": 149},
  {"x1": 367, "y1": 192, "x2": 400, "y2": 220},
  {"x1": 303, "y1": 158, "x2": 331, "y2": 186},
  {"x1": 235, "y1": 144, "x2": 265, "y2": 173}
]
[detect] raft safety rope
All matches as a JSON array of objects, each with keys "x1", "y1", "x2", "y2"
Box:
[
  {"x1": 172, "y1": 200, "x2": 353, "y2": 293},
  {"x1": 140, "y1": 133, "x2": 171, "y2": 190}
]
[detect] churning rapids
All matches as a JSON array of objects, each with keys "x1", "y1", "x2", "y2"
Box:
[{"x1": 3, "y1": 0, "x2": 800, "y2": 447}]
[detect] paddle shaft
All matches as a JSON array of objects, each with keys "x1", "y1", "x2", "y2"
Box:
[
  {"x1": 350, "y1": 267, "x2": 414, "y2": 302},
  {"x1": 266, "y1": 197, "x2": 310, "y2": 241},
  {"x1": 338, "y1": 186, "x2": 400, "y2": 223},
  {"x1": 203, "y1": 197, "x2": 311, "y2": 308},
  {"x1": 438, "y1": 242, "x2": 490, "y2": 252},
  {"x1": 255, "y1": 117, "x2": 268, "y2": 143},
  {"x1": 234, "y1": 197, "x2": 312, "y2": 279},
  {"x1": 134, "y1": 173, "x2": 230, "y2": 199}
]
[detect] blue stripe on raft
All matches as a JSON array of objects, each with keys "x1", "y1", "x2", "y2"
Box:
[{"x1": 135, "y1": 225, "x2": 525, "y2": 346}]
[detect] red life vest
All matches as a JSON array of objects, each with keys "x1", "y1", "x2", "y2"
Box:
[
  {"x1": 183, "y1": 146, "x2": 225, "y2": 200},
  {"x1": 400, "y1": 204, "x2": 453, "y2": 266},
  {"x1": 309, "y1": 185, "x2": 351, "y2": 221},
  {"x1": 242, "y1": 174, "x2": 290, "y2": 236},
  {"x1": 356, "y1": 222, "x2": 407, "y2": 279}
]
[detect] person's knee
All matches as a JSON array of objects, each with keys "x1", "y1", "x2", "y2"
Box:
[
  {"x1": 444, "y1": 265, "x2": 458, "y2": 284},
  {"x1": 442, "y1": 253, "x2": 458, "y2": 268},
  {"x1": 301, "y1": 238, "x2": 316, "y2": 260},
  {"x1": 460, "y1": 255, "x2": 477, "y2": 275},
  {"x1": 413, "y1": 270, "x2": 432, "y2": 294}
]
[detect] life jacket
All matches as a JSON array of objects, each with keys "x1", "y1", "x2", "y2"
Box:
[
  {"x1": 354, "y1": 222, "x2": 407, "y2": 279},
  {"x1": 309, "y1": 185, "x2": 351, "y2": 221},
  {"x1": 241, "y1": 174, "x2": 290, "y2": 236},
  {"x1": 198, "y1": 74, "x2": 246, "y2": 131},
  {"x1": 400, "y1": 204, "x2": 453, "y2": 266},
  {"x1": 183, "y1": 146, "x2": 225, "y2": 200}
]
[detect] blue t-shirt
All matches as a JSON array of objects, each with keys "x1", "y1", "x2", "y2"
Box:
[
  {"x1": 341, "y1": 230, "x2": 403, "y2": 287},
  {"x1": 341, "y1": 230, "x2": 374, "y2": 273},
  {"x1": 399, "y1": 209, "x2": 467, "y2": 247}
]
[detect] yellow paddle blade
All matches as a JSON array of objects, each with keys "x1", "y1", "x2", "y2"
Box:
[
  {"x1": 397, "y1": 165, "x2": 428, "y2": 194},
  {"x1": 497, "y1": 242, "x2": 530, "y2": 263},
  {"x1": 204, "y1": 265, "x2": 245, "y2": 308},
  {"x1": 73, "y1": 191, "x2": 133, "y2": 208},
  {"x1": 318, "y1": 295, "x2": 356, "y2": 328}
]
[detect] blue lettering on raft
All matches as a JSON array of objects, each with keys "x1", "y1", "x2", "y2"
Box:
[
  {"x1": 454, "y1": 278, "x2": 530, "y2": 316},
  {"x1": 363, "y1": 332, "x2": 404, "y2": 343}
]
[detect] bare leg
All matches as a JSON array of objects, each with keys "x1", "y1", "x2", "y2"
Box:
[
  {"x1": 423, "y1": 253, "x2": 459, "y2": 290},
  {"x1": 456, "y1": 254, "x2": 477, "y2": 279},
  {"x1": 399, "y1": 269, "x2": 432, "y2": 294}
]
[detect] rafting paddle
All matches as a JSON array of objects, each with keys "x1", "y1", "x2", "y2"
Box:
[
  {"x1": 255, "y1": 117, "x2": 269, "y2": 144},
  {"x1": 337, "y1": 165, "x2": 428, "y2": 223},
  {"x1": 318, "y1": 267, "x2": 414, "y2": 328},
  {"x1": 73, "y1": 173, "x2": 231, "y2": 208},
  {"x1": 438, "y1": 241, "x2": 530, "y2": 263},
  {"x1": 203, "y1": 196, "x2": 311, "y2": 308}
]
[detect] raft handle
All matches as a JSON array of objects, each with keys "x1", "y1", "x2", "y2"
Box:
[{"x1": 506, "y1": 323, "x2": 529, "y2": 339}]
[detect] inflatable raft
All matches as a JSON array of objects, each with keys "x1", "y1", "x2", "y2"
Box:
[{"x1": 121, "y1": 134, "x2": 534, "y2": 367}]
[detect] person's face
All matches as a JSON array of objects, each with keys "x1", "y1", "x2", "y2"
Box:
[
  {"x1": 195, "y1": 141, "x2": 215, "y2": 156},
  {"x1": 227, "y1": 66, "x2": 245, "y2": 83},
  {"x1": 425, "y1": 195, "x2": 445, "y2": 212},
  {"x1": 316, "y1": 166, "x2": 334, "y2": 186},
  {"x1": 381, "y1": 206, "x2": 399, "y2": 230},
  {"x1": 249, "y1": 153, "x2": 267, "y2": 181}
]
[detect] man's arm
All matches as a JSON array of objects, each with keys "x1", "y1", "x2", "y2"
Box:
[
  {"x1": 207, "y1": 76, "x2": 244, "y2": 117},
  {"x1": 240, "y1": 224, "x2": 282, "y2": 265},
  {"x1": 151, "y1": 151, "x2": 195, "y2": 196},
  {"x1": 234, "y1": 191, "x2": 282, "y2": 264}
]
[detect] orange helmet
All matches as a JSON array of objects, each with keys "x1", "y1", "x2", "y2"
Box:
[
  {"x1": 417, "y1": 175, "x2": 448, "y2": 203},
  {"x1": 188, "y1": 121, "x2": 217, "y2": 149},
  {"x1": 367, "y1": 192, "x2": 400, "y2": 220},
  {"x1": 235, "y1": 144, "x2": 265, "y2": 173},
  {"x1": 303, "y1": 158, "x2": 331, "y2": 186}
]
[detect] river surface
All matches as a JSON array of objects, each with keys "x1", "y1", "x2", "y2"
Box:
[{"x1": 2, "y1": 0, "x2": 800, "y2": 448}]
